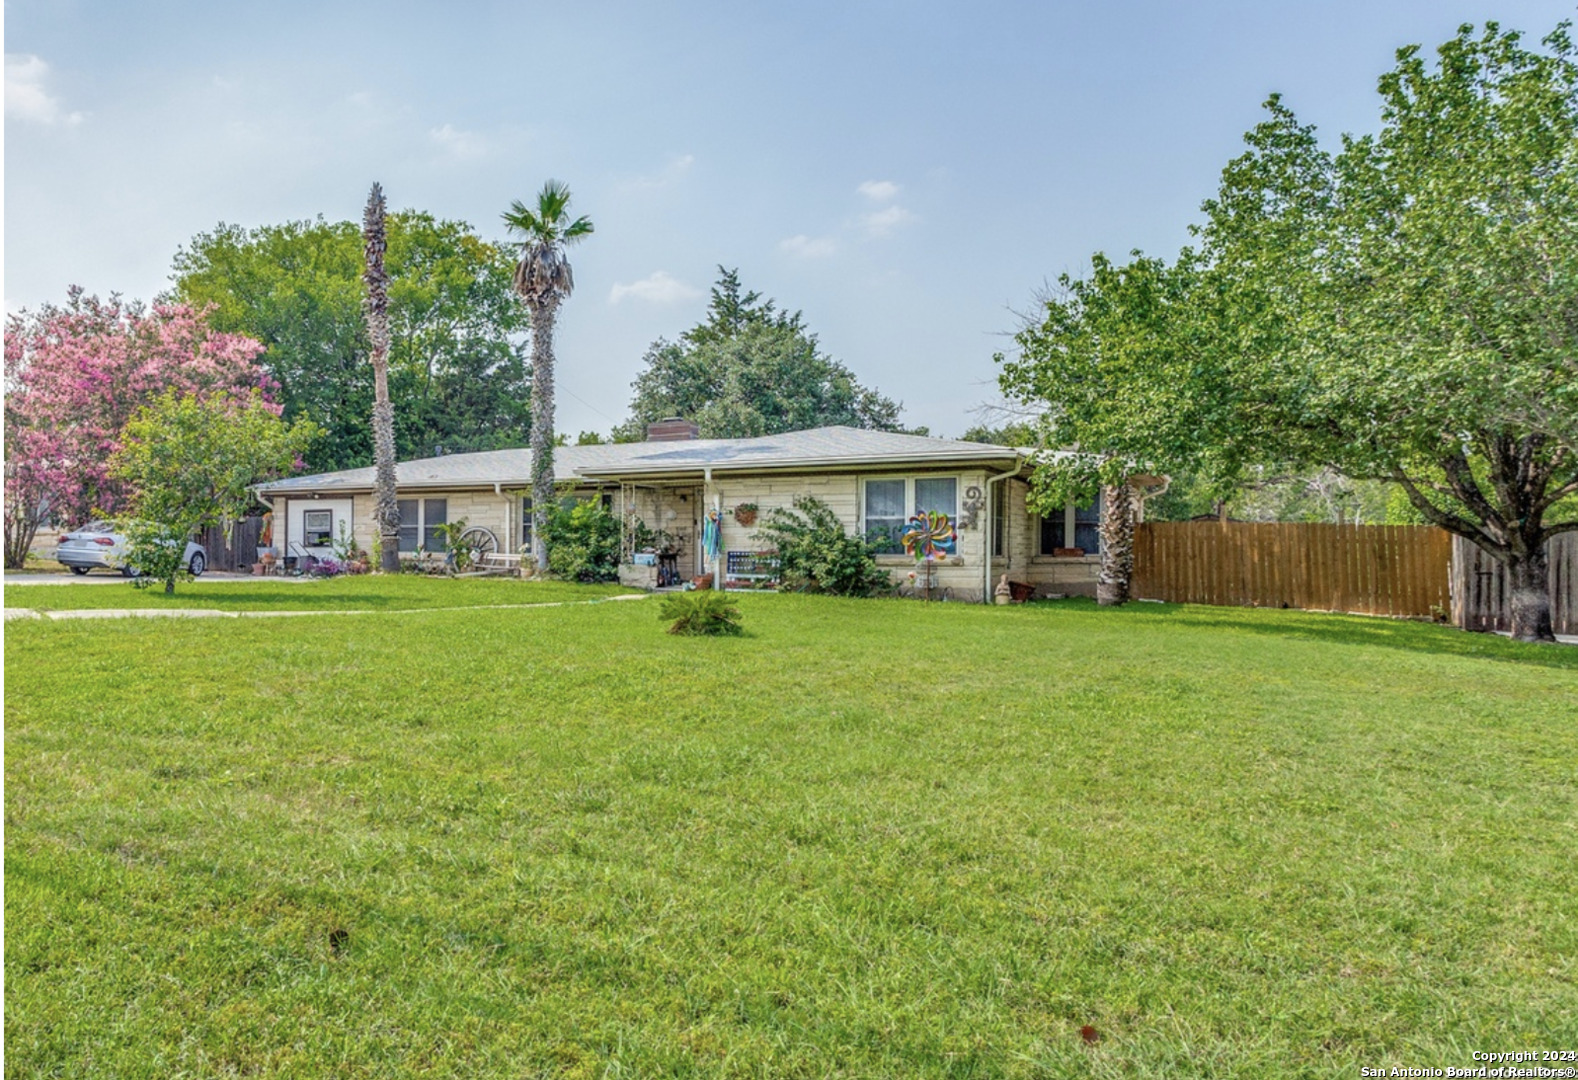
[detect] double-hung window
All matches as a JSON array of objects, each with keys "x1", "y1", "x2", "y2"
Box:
[
  {"x1": 863, "y1": 476, "x2": 959, "y2": 556},
  {"x1": 397, "y1": 498, "x2": 449, "y2": 553},
  {"x1": 1038, "y1": 493, "x2": 1102, "y2": 555}
]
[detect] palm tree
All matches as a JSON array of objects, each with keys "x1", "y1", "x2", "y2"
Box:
[
  {"x1": 1096, "y1": 478, "x2": 1135, "y2": 606},
  {"x1": 502, "y1": 180, "x2": 593, "y2": 572},
  {"x1": 363, "y1": 182, "x2": 401, "y2": 572}
]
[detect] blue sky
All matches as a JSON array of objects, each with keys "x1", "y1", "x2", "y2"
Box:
[{"x1": 6, "y1": 1, "x2": 1573, "y2": 438}]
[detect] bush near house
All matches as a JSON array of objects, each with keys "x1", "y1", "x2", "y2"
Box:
[
  {"x1": 754, "y1": 495, "x2": 892, "y2": 597},
  {"x1": 541, "y1": 498, "x2": 622, "y2": 583}
]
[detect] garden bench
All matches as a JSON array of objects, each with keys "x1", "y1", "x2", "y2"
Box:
[{"x1": 477, "y1": 552, "x2": 523, "y2": 576}]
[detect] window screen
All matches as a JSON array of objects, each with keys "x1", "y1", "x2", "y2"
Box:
[
  {"x1": 397, "y1": 500, "x2": 419, "y2": 552},
  {"x1": 913, "y1": 477, "x2": 957, "y2": 518},
  {"x1": 864, "y1": 480, "x2": 905, "y2": 553},
  {"x1": 1074, "y1": 493, "x2": 1101, "y2": 555},
  {"x1": 423, "y1": 498, "x2": 448, "y2": 551},
  {"x1": 913, "y1": 478, "x2": 958, "y2": 555}
]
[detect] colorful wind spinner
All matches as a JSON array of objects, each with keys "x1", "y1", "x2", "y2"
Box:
[{"x1": 900, "y1": 511, "x2": 956, "y2": 561}]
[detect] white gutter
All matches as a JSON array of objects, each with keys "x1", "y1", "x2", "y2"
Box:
[
  {"x1": 982, "y1": 457, "x2": 1023, "y2": 604},
  {"x1": 495, "y1": 482, "x2": 510, "y2": 553}
]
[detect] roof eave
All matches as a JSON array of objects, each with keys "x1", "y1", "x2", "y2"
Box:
[{"x1": 573, "y1": 449, "x2": 1023, "y2": 481}]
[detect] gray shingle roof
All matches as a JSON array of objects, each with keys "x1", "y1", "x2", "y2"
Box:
[{"x1": 254, "y1": 426, "x2": 1023, "y2": 495}]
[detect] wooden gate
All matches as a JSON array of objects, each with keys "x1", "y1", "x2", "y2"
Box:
[
  {"x1": 198, "y1": 517, "x2": 265, "y2": 572},
  {"x1": 1132, "y1": 522, "x2": 1453, "y2": 617},
  {"x1": 1450, "y1": 534, "x2": 1577, "y2": 635}
]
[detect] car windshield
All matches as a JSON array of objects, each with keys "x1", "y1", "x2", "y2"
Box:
[{"x1": 75, "y1": 521, "x2": 115, "y2": 534}]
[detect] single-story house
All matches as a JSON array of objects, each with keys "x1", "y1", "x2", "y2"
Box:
[{"x1": 253, "y1": 421, "x2": 1164, "y2": 602}]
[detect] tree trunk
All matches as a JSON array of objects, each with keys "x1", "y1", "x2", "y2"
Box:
[
  {"x1": 363, "y1": 183, "x2": 402, "y2": 574},
  {"x1": 1097, "y1": 481, "x2": 1134, "y2": 607},
  {"x1": 4, "y1": 512, "x2": 40, "y2": 570},
  {"x1": 373, "y1": 398, "x2": 400, "y2": 573},
  {"x1": 528, "y1": 300, "x2": 558, "y2": 573},
  {"x1": 1505, "y1": 542, "x2": 1555, "y2": 643}
]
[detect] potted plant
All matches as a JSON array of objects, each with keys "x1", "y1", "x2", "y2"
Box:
[{"x1": 732, "y1": 503, "x2": 758, "y2": 527}]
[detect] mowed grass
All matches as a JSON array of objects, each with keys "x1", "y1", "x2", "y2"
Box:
[
  {"x1": 4, "y1": 574, "x2": 636, "y2": 612},
  {"x1": 5, "y1": 595, "x2": 1577, "y2": 1078}
]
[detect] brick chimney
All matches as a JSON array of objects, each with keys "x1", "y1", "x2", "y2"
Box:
[{"x1": 647, "y1": 417, "x2": 700, "y2": 442}]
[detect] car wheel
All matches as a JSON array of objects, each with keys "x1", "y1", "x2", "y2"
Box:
[
  {"x1": 189, "y1": 552, "x2": 206, "y2": 577},
  {"x1": 69, "y1": 565, "x2": 91, "y2": 576},
  {"x1": 123, "y1": 564, "x2": 142, "y2": 579}
]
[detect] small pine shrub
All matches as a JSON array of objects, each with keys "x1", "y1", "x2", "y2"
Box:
[{"x1": 660, "y1": 590, "x2": 744, "y2": 636}]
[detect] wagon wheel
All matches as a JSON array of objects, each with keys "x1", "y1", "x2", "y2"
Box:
[{"x1": 456, "y1": 526, "x2": 498, "y2": 571}]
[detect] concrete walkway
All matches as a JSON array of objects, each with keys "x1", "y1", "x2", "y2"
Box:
[
  {"x1": 4, "y1": 593, "x2": 651, "y2": 622},
  {"x1": 4, "y1": 570, "x2": 296, "y2": 586}
]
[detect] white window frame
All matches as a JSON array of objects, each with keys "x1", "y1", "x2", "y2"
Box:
[{"x1": 861, "y1": 474, "x2": 961, "y2": 556}]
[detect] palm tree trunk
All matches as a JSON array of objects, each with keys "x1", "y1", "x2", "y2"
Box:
[
  {"x1": 1097, "y1": 481, "x2": 1135, "y2": 606},
  {"x1": 528, "y1": 299, "x2": 558, "y2": 572},
  {"x1": 363, "y1": 183, "x2": 401, "y2": 573}
]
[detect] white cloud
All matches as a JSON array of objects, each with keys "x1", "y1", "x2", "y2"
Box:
[
  {"x1": 857, "y1": 179, "x2": 899, "y2": 201},
  {"x1": 862, "y1": 204, "x2": 914, "y2": 236},
  {"x1": 429, "y1": 123, "x2": 489, "y2": 159},
  {"x1": 609, "y1": 271, "x2": 702, "y2": 305},
  {"x1": 779, "y1": 234, "x2": 838, "y2": 258},
  {"x1": 5, "y1": 54, "x2": 83, "y2": 126}
]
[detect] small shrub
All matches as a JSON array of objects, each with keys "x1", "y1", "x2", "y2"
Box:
[
  {"x1": 542, "y1": 499, "x2": 621, "y2": 583},
  {"x1": 753, "y1": 496, "x2": 892, "y2": 597},
  {"x1": 429, "y1": 519, "x2": 475, "y2": 572},
  {"x1": 660, "y1": 590, "x2": 744, "y2": 636},
  {"x1": 117, "y1": 519, "x2": 193, "y2": 594}
]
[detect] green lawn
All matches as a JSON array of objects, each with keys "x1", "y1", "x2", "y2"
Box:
[
  {"x1": 6, "y1": 594, "x2": 1576, "y2": 1077},
  {"x1": 4, "y1": 574, "x2": 636, "y2": 612}
]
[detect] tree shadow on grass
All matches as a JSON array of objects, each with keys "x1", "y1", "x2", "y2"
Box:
[{"x1": 1028, "y1": 596, "x2": 1578, "y2": 672}]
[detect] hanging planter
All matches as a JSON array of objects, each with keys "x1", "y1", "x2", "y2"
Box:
[{"x1": 732, "y1": 503, "x2": 758, "y2": 527}]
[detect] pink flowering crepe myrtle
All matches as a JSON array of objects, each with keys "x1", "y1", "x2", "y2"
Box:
[{"x1": 4, "y1": 287, "x2": 274, "y2": 566}]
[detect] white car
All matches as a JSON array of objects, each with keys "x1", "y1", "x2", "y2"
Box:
[{"x1": 55, "y1": 522, "x2": 208, "y2": 577}]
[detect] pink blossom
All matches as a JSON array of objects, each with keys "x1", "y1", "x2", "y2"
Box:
[{"x1": 5, "y1": 289, "x2": 270, "y2": 535}]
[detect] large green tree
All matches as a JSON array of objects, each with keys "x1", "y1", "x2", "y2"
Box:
[
  {"x1": 1002, "y1": 21, "x2": 1578, "y2": 641},
  {"x1": 614, "y1": 268, "x2": 905, "y2": 441},
  {"x1": 171, "y1": 210, "x2": 531, "y2": 473},
  {"x1": 502, "y1": 180, "x2": 594, "y2": 572}
]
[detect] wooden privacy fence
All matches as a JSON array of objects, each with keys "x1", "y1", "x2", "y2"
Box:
[
  {"x1": 198, "y1": 516, "x2": 264, "y2": 572},
  {"x1": 1132, "y1": 522, "x2": 1453, "y2": 617},
  {"x1": 1451, "y1": 534, "x2": 1576, "y2": 636}
]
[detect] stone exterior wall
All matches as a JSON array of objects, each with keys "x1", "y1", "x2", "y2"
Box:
[{"x1": 273, "y1": 469, "x2": 1104, "y2": 600}]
